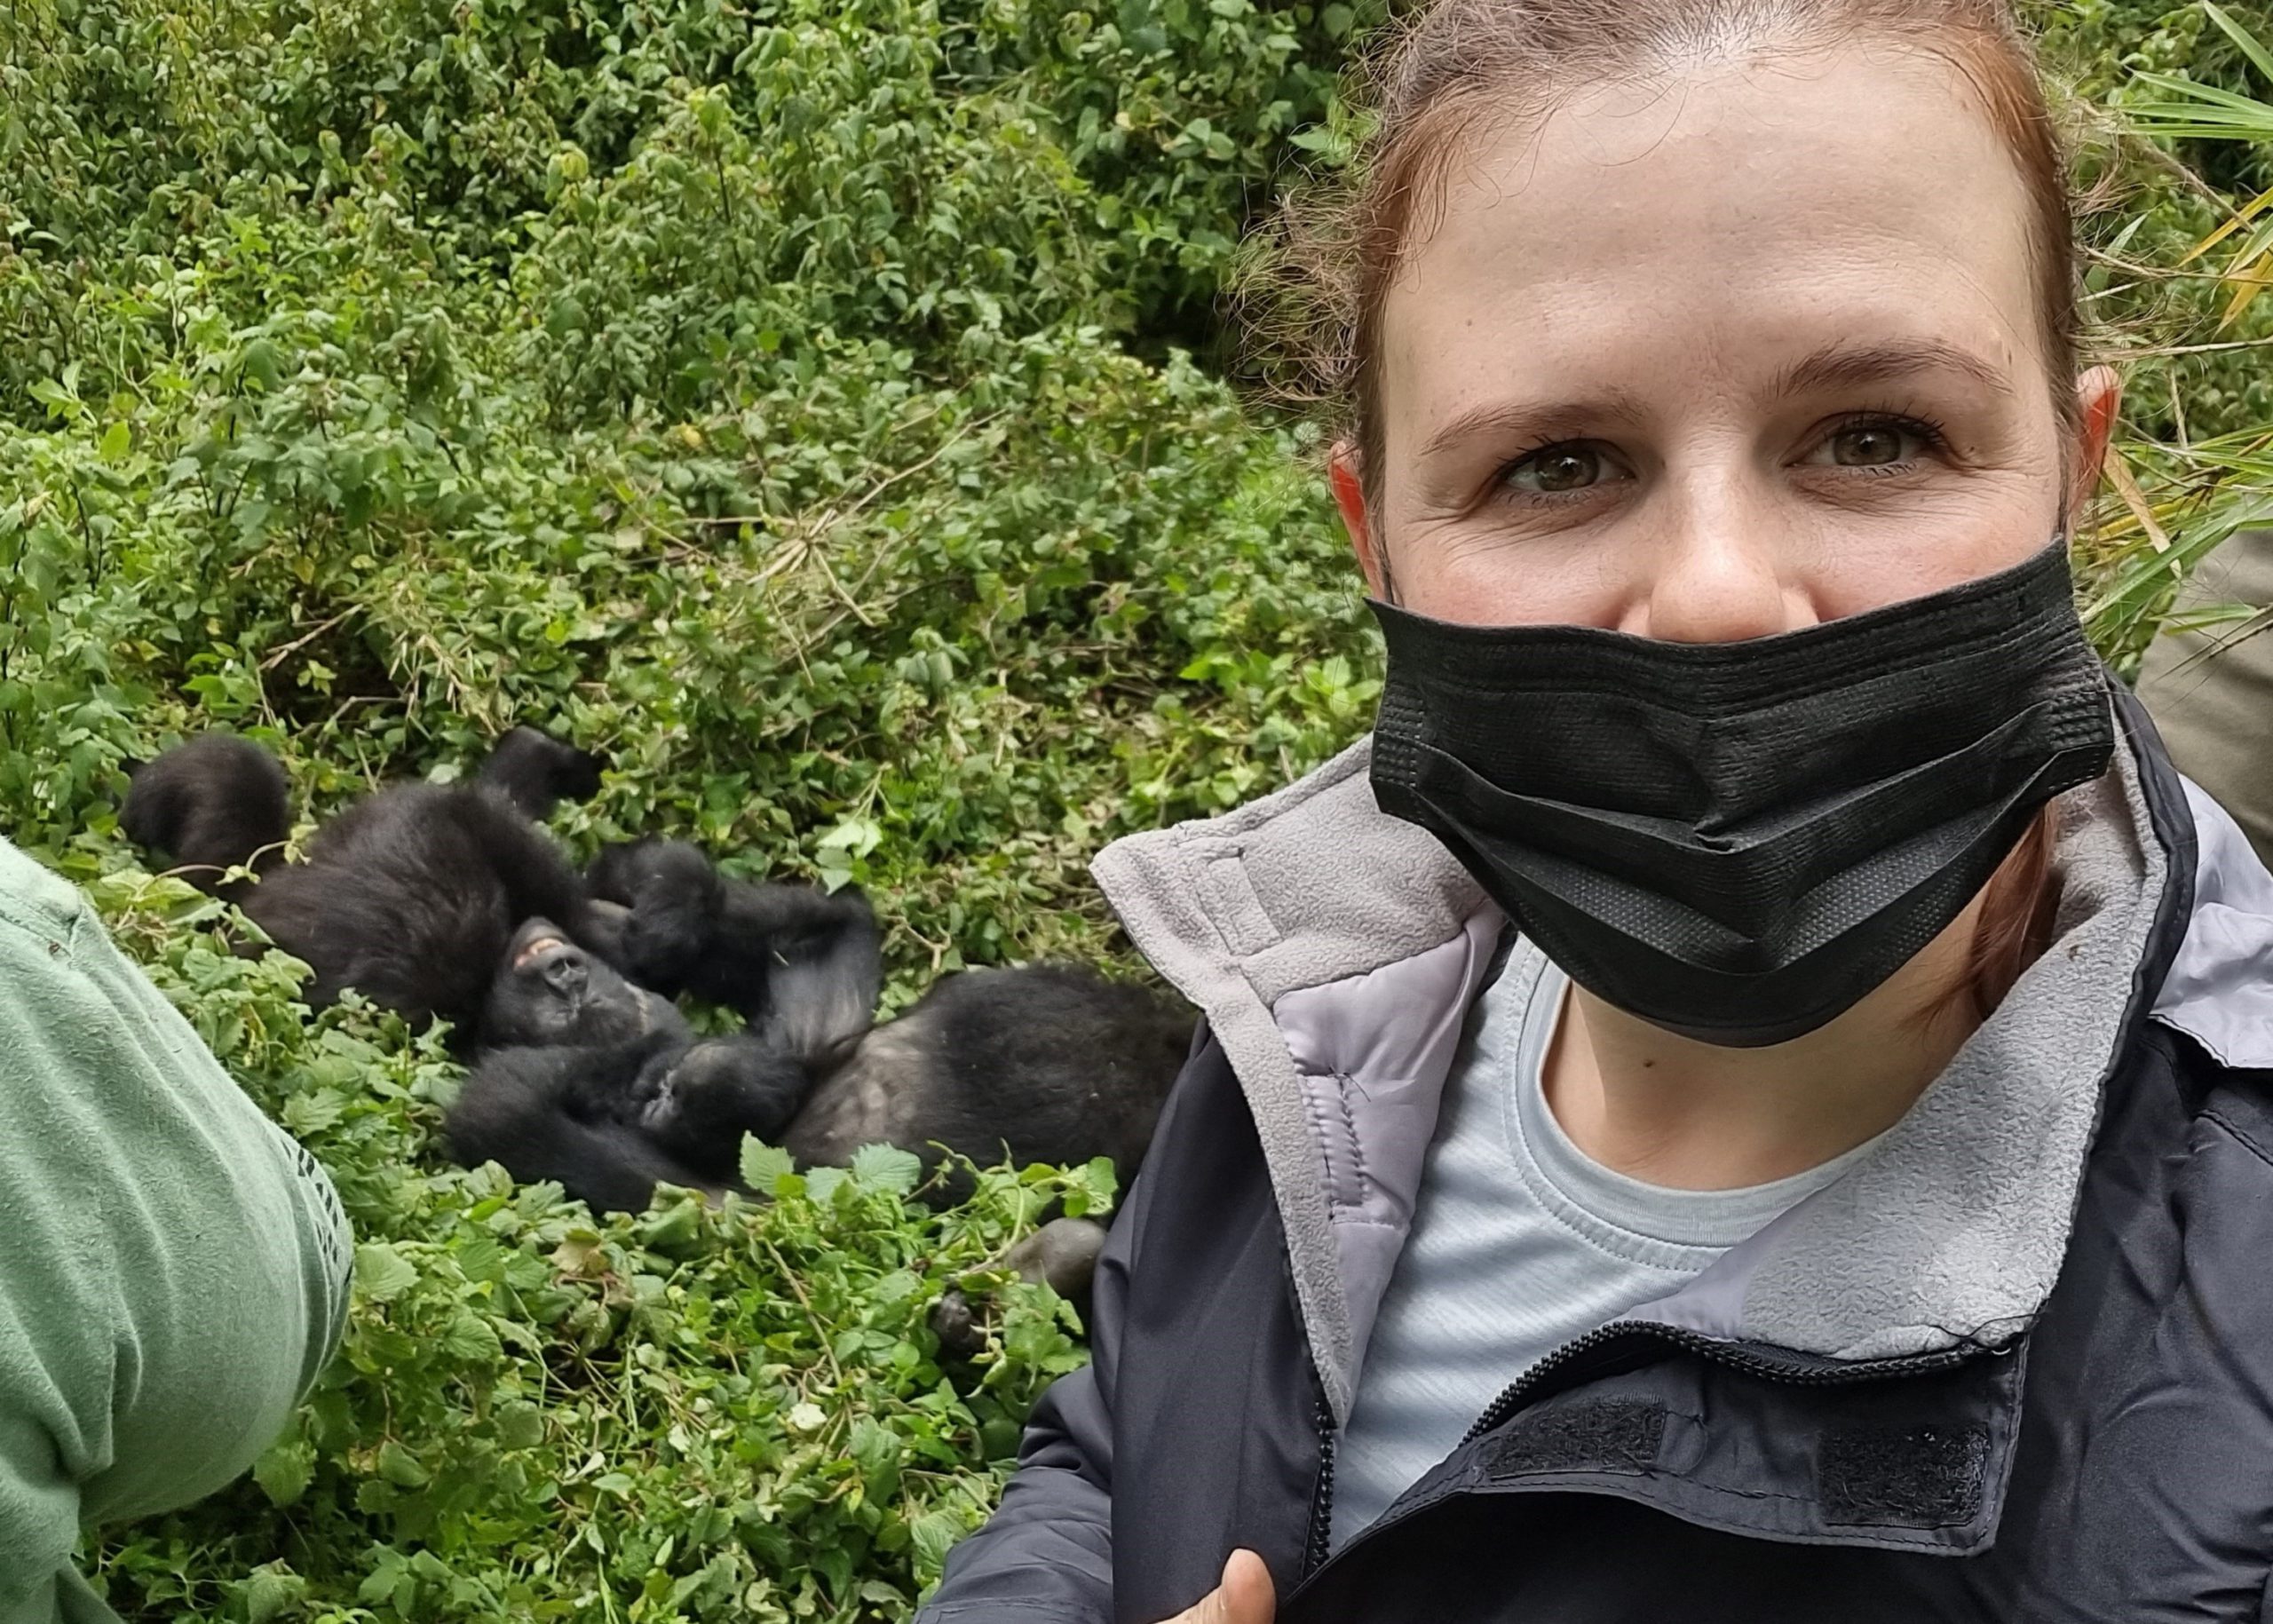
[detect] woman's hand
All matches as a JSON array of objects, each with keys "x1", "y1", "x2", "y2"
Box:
[{"x1": 1160, "y1": 1549, "x2": 1277, "y2": 1624}]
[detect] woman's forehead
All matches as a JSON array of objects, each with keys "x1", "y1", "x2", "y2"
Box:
[{"x1": 1382, "y1": 42, "x2": 2044, "y2": 423}]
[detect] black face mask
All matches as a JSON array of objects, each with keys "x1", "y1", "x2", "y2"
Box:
[{"x1": 1368, "y1": 540, "x2": 2117, "y2": 1048}]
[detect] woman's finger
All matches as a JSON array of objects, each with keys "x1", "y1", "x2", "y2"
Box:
[
  {"x1": 1165, "y1": 1549, "x2": 1277, "y2": 1624},
  {"x1": 1215, "y1": 1549, "x2": 1278, "y2": 1623}
]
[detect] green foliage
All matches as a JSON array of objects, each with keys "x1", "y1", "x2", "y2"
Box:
[
  {"x1": 77, "y1": 871, "x2": 1107, "y2": 1621},
  {"x1": 3, "y1": 0, "x2": 2271, "y2": 1615},
  {"x1": 1, "y1": 0, "x2": 1382, "y2": 1615},
  {"x1": 2040, "y1": 1, "x2": 2273, "y2": 440},
  {"x1": 0, "y1": 0, "x2": 1383, "y2": 954},
  {"x1": 2024, "y1": 2, "x2": 2273, "y2": 669}
]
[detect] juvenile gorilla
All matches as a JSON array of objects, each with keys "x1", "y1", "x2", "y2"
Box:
[
  {"x1": 447, "y1": 840, "x2": 886, "y2": 1209},
  {"x1": 446, "y1": 919, "x2": 815, "y2": 1212},
  {"x1": 451, "y1": 844, "x2": 1192, "y2": 1213},
  {"x1": 124, "y1": 728, "x2": 611, "y2": 1042},
  {"x1": 783, "y1": 964, "x2": 1194, "y2": 1200}
]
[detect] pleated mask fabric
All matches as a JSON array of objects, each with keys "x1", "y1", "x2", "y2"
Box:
[{"x1": 1367, "y1": 540, "x2": 2118, "y2": 1047}]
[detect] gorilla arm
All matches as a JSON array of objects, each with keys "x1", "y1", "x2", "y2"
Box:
[
  {"x1": 587, "y1": 839, "x2": 882, "y2": 1063},
  {"x1": 634, "y1": 1035, "x2": 813, "y2": 1184},
  {"x1": 473, "y1": 726, "x2": 604, "y2": 821},
  {"x1": 446, "y1": 1039, "x2": 715, "y2": 1214},
  {"x1": 583, "y1": 839, "x2": 723, "y2": 996},
  {"x1": 448, "y1": 1036, "x2": 815, "y2": 1213}
]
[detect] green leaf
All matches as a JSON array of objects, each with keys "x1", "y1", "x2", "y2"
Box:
[
  {"x1": 27, "y1": 378, "x2": 76, "y2": 417},
  {"x1": 252, "y1": 1438, "x2": 315, "y2": 1508},
  {"x1": 2206, "y1": 3, "x2": 2273, "y2": 90},
  {"x1": 815, "y1": 816, "x2": 883, "y2": 858},
  {"x1": 440, "y1": 1311, "x2": 504, "y2": 1362},
  {"x1": 911, "y1": 1509, "x2": 965, "y2": 1579},
  {"x1": 740, "y1": 1136, "x2": 795, "y2": 1191},
  {"x1": 376, "y1": 1440, "x2": 430, "y2": 1488},
  {"x1": 352, "y1": 1242, "x2": 419, "y2": 1303},
  {"x1": 240, "y1": 337, "x2": 284, "y2": 392},
  {"x1": 240, "y1": 1566, "x2": 305, "y2": 1624},
  {"x1": 494, "y1": 1400, "x2": 546, "y2": 1451},
  {"x1": 850, "y1": 1142, "x2": 923, "y2": 1193}
]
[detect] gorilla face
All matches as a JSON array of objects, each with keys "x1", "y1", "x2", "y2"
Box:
[{"x1": 481, "y1": 916, "x2": 679, "y2": 1049}]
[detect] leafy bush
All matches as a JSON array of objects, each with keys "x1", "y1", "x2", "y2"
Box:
[
  {"x1": 80, "y1": 871, "x2": 1107, "y2": 1622},
  {"x1": 2, "y1": 0, "x2": 1382, "y2": 1614},
  {"x1": 2, "y1": 0, "x2": 2269, "y2": 1616}
]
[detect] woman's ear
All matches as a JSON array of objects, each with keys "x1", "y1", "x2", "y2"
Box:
[
  {"x1": 1329, "y1": 443, "x2": 1391, "y2": 598},
  {"x1": 2072, "y1": 366, "x2": 2124, "y2": 523}
]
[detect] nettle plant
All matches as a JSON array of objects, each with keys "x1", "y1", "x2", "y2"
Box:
[
  {"x1": 87, "y1": 875, "x2": 1111, "y2": 1623},
  {"x1": 2, "y1": 0, "x2": 2268, "y2": 1615}
]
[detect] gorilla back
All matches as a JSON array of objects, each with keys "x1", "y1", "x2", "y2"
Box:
[
  {"x1": 122, "y1": 735, "x2": 291, "y2": 900},
  {"x1": 784, "y1": 965, "x2": 1192, "y2": 1194},
  {"x1": 124, "y1": 732, "x2": 609, "y2": 1042}
]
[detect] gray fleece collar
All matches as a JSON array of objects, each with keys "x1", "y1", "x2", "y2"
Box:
[
  {"x1": 1092, "y1": 739, "x2": 1486, "y2": 1419},
  {"x1": 1095, "y1": 717, "x2": 2249, "y2": 1422},
  {"x1": 1639, "y1": 748, "x2": 2158, "y2": 1358}
]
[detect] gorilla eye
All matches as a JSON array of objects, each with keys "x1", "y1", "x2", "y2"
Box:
[{"x1": 1500, "y1": 441, "x2": 1624, "y2": 497}]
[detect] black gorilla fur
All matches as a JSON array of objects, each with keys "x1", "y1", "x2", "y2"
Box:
[
  {"x1": 477, "y1": 725, "x2": 605, "y2": 820},
  {"x1": 445, "y1": 919, "x2": 813, "y2": 1211},
  {"x1": 126, "y1": 732, "x2": 1193, "y2": 1221},
  {"x1": 121, "y1": 736, "x2": 291, "y2": 901},
  {"x1": 455, "y1": 845, "x2": 1192, "y2": 1214},
  {"x1": 784, "y1": 964, "x2": 1193, "y2": 1200},
  {"x1": 455, "y1": 955, "x2": 1190, "y2": 1213},
  {"x1": 584, "y1": 837, "x2": 883, "y2": 1061},
  {"x1": 123, "y1": 727, "x2": 613, "y2": 1042}
]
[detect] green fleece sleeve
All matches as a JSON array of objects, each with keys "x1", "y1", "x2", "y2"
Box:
[{"x1": 0, "y1": 836, "x2": 352, "y2": 1624}]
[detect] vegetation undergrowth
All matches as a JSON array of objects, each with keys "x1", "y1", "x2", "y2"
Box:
[{"x1": 2, "y1": 0, "x2": 2270, "y2": 1617}]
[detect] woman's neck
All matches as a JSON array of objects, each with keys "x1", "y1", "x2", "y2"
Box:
[{"x1": 1540, "y1": 894, "x2": 1990, "y2": 1191}]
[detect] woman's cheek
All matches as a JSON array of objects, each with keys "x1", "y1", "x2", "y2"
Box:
[
  {"x1": 1794, "y1": 494, "x2": 2059, "y2": 619},
  {"x1": 1396, "y1": 525, "x2": 1627, "y2": 627}
]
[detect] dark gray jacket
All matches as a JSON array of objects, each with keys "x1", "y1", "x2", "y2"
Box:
[{"x1": 920, "y1": 693, "x2": 2273, "y2": 1623}]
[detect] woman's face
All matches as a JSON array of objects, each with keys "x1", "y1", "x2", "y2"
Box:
[{"x1": 1335, "y1": 44, "x2": 2119, "y2": 635}]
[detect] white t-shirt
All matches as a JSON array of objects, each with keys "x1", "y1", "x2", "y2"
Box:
[{"x1": 1327, "y1": 940, "x2": 1887, "y2": 1549}]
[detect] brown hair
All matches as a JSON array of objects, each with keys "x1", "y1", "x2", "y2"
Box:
[{"x1": 1247, "y1": 0, "x2": 2083, "y2": 1021}]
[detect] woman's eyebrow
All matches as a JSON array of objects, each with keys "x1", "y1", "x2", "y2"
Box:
[
  {"x1": 1417, "y1": 393, "x2": 1648, "y2": 461},
  {"x1": 1772, "y1": 338, "x2": 2015, "y2": 398}
]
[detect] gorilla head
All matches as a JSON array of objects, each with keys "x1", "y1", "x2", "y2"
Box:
[{"x1": 481, "y1": 917, "x2": 686, "y2": 1050}]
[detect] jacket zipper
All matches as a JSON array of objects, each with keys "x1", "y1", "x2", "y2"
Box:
[
  {"x1": 1461, "y1": 1319, "x2": 1987, "y2": 1445},
  {"x1": 1303, "y1": 1390, "x2": 1337, "y2": 1574},
  {"x1": 1300, "y1": 1319, "x2": 1990, "y2": 1580}
]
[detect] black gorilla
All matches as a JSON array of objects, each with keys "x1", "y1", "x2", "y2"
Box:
[
  {"x1": 123, "y1": 728, "x2": 612, "y2": 1042},
  {"x1": 450, "y1": 844, "x2": 1192, "y2": 1214},
  {"x1": 783, "y1": 964, "x2": 1193, "y2": 1198},
  {"x1": 445, "y1": 918, "x2": 817, "y2": 1212},
  {"x1": 127, "y1": 737, "x2": 1193, "y2": 1218},
  {"x1": 584, "y1": 837, "x2": 883, "y2": 1060}
]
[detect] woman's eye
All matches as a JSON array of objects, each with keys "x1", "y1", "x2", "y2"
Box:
[
  {"x1": 1502, "y1": 442, "x2": 1618, "y2": 495},
  {"x1": 1810, "y1": 420, "x2": 1933, "y2": 469}
]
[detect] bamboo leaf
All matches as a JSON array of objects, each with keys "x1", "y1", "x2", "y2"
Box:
[
  {"x1": 2205, "y1": 3, "x2": 2273, "y2": 91},
  {"x1": 2182, "y1": 179, "x2": 2273, "y2": 265}
]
